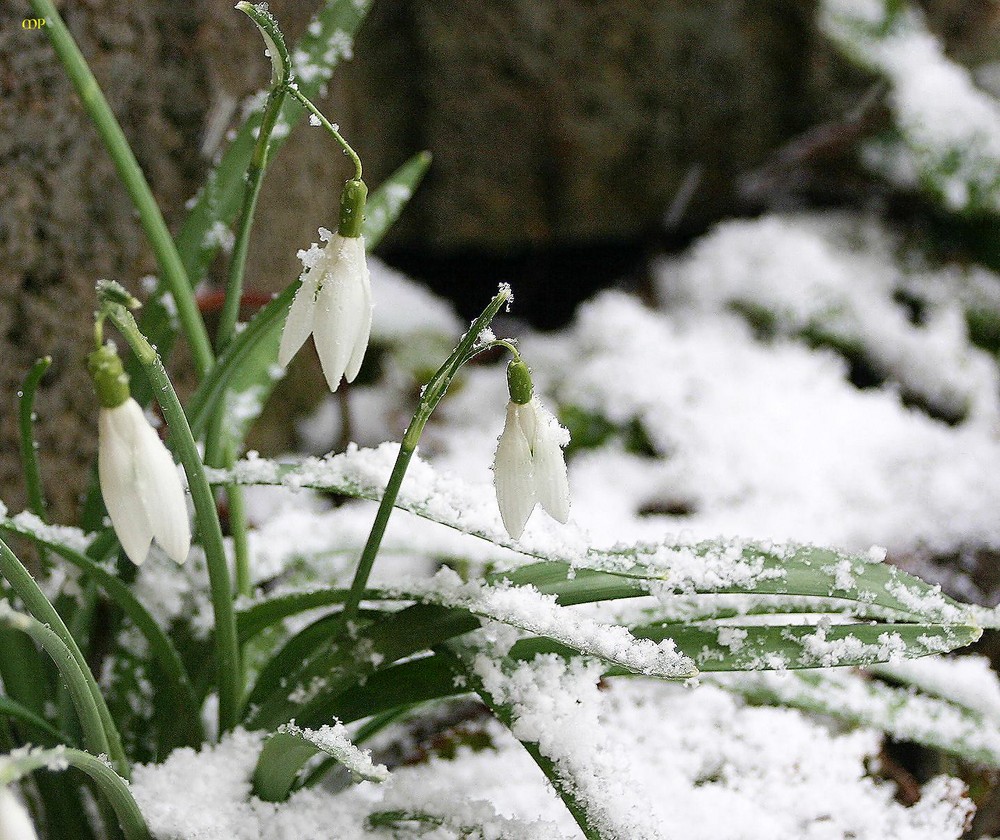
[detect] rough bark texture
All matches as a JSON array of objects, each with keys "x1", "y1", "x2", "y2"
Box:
[
  {"x1": 1, "y1": 0, "x2": 997, "y2": 522},
  {"x1": 1, "y1": 1, "x2": 210, "y2": 523}
]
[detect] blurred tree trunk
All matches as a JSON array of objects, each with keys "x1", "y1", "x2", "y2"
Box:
[{"x1": 1, "y1": 0, "x2": 997, "y2": 522}]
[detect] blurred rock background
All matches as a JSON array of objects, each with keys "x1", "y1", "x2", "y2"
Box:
[{"x1": 1, "y1": 0, "x2": 998, "y2": 522}]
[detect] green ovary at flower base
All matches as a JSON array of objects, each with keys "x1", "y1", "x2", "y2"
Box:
[
  {"x1": 493, "y1": 358, "x2": 571, "y2": 539},
  {"x1": 87, "y1": 341, "x2": 191, "y2": 566}
]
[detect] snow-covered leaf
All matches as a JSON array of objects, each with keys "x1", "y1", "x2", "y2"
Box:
[{"x1": 253, "y1": 720, "x2": 387, "y2": 802}]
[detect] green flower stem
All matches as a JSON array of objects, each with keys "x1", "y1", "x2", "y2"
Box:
[
  {"x1": 229, "y1": 468, "x2": 253, "y2": 599},
  {"x1": 203, "y1": 426, "x2": 252, "y2": 600},
  {"x1": 18, "y1": 357, "x2": 51, "y2": 523},
  {"x1": 0, "y1": 608, "x2": 110, "y2": 761},
  {"x1": 219, "y1": 1, "x2": 292, "y2": 349},
  {"x1": 0, "y1": 536, "x2": 126, "y2": 775},
  {"x1": 339, "y1": 286, "x2": 512, "y2": 629},
  {"x1": 0, "y1": 746, "x2": 151, "y2": 840},
  {"x1": 102, "y1": 303, "x2": 242, "y2": 734},
  {"x1": 215, "y1": 84, "x2": 286, "y2": 353},
  {"x1": 285, "y1": 85, "x2": 363, "y2": 181},
  {"x1": 29, "y1": 0, "x2": 213, "y2": 378},
  {"x1": 209, "y1": 15, "x2": 290, "y2": 600}
]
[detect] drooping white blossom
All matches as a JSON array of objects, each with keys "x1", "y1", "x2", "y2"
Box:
[
  {"x1": 98, "y1": 398, "x2": 191, "y2": 566},
  {"x1": 493, "y1": 396, "x2": 570, "y2": 539},
  {"x1": 278, "y1": 228, "x2": 372, "y2": 393},
  {"x1": 0, "y1": 787, "x2": 39, "y2": 840}
]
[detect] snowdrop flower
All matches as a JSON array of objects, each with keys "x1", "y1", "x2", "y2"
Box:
[
  {"x1": 493, "y1": 359, "x2": 570, "y2": 539},
  {"x1": 278, "y1": 179, "x2": 373, "y2": 393},
  {"x1": 0, "y1": 787, "x2": 39, "y2": 840},
  {"x1": 88, "y1": 344, "x2": 191, "y2": 566}
]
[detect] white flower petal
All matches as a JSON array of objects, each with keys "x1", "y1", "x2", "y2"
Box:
[
  {"x1": 518, "y1": 398, "x2": 538, "y2": 448},
  {"x1": 313, "y1": 236, "x2": 367, "y2": 392},
  {"x1": 529, "y1": 403, "x2": 571, "y2": 524},
  {"x1": 133, "y1": 419, "x2": 191, "y2": 565},
  {"x1": 343, "y1": 238, "x2": 372, "y2": 384},
  {"x1": 494, "y1": 402, "x2": 537, "y2": 539},
  {"x1": 0, "y1": 788, "x2": 39, "y2": 840},
  {"x1": 98, "y1": 400, "x2": 153, "y2": 565},
  {"x1": 277, "y1": 269, "x2": 320, "y2": 368}
]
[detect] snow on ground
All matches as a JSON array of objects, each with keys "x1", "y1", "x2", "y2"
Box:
[
  {"x1": 128, "y1": 211, "x2": 1000, "y2": 837},
  {"x1": 132, "y1": 678, "x2": 973, "y2": 839},
  {"x1": 820, "y1": 0, "x2": 1000, "y2": 212},
  {"x1": 431, "y1": 213, "x2": 1000, "y2": 559}
]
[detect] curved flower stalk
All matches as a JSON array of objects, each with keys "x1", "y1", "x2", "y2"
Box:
[
  {"x1": 278, "y1": 179, "x2": 372, "y2": 393},
  {"x1": 88, "y1": 343, "x2": 191, "y2": 566},
  {"x1": 493, "y1": 359, "x2": 570, "y2": 539},
  {"x1": 0, "y1": 788, "x2": 38, "y2": 840}
]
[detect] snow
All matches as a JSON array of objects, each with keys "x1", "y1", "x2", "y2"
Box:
[
  {"x1": 820, "y1": 0, "x2": 1000, "y2": 211},
  {"x1": 398, "y1": 569, "x2": 696, "y2": 678},
  {"x1": 277, "y1": 721, "x2": 388, "y2": 782},
  {"x1": 16, "y1": 167, "x2": 1000, "y2": 833},
  {"x1": 130, "y1": 680, "x2": 975, "y2": 840}
]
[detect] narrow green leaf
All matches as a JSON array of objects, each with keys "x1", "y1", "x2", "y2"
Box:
[
  {"x1": 18, "y1": 357, "x2": 51, "y2": 523},
  {"x1": 243, "y1": 612, "x2": 343, "y2": 716},
  {"x1": 1, "y1": 517, "x2": 202, "y2": 749},
  {"x1": 0, "y1": 695, "x2": 66, "y2": 744},
  {"x1": 0, "y1": 746, "x2": 150, "y2": 840},
  {"x1": 0, "y1": 607, "x2": 109, "y2": 761},
  {"x1": 253, "y1": 721, "x2": 387, "y2": 803},
  {"x1": 237, "y1": 588, "x2": 350, "y2": 642},
  {"x1": 0, "y1": 536, "x2": 126, "y2": 774},
  {"x1": 518, "y1": 622, "x2": 981, "y2": 672},
  {"x1": 246, "y1": 604, "x2": 476, "y2": 730},
  {"x1": 719, "y1": 669, "x2": 1000, "y2": 768},
  {"x1": 446, "y1": 647, "x2": 604, "y2": 840},
  {"x1": 213, "y1": 451, "x2": 969, "y2": 626},
  {"x1": 326, "y1": 654, "x2": 461, "y2": 724}
]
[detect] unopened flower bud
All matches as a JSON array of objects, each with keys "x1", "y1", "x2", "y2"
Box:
[
  {"x1": 278, "y1": 219, "x2": 373, "y2": 393},
  {"x1": 89, "y1": 343, "x2": 191, "y2": 566},
  {"x1": 493, "y1": 388, "x2": 570, "y2": 540}
]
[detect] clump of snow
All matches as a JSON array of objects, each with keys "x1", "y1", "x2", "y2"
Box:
[
  {"x1": 820, "y1": 0, "x2": 1000, "y2": 212},
  {"x1": 399, "y1": 568, "x2": 696, "y2": 678},
  {"x1": 717, "y1": 668, "x2": 1000, "y2": 769},
  {"x1": 368, "y1": 257, "x2": 462, "y2": 342},
  {"x1": 658, "y1": 213, "x2": 999, "y2": 421},
  {"x1": 7, "y1": 511, "x2": 91, "y2": 554},
  {"x1": 872, "y1": 654, "x2": 1000, "y2": 725},
  {"x1": 278, "y1": 721, "x2": 388, "y2": 782},
  {"x1": 131, "y1": 682, "x2": 974, "y2": 839}
]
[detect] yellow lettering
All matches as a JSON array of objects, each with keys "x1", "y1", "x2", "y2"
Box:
[{"x1": 21, "y1": 18, "x2": 46, "y2": 29}]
